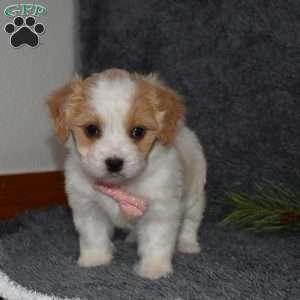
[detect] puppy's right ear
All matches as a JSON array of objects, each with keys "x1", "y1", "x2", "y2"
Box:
[{"x1": 47, "y1": 78, "x2": 83, "y2": 143}]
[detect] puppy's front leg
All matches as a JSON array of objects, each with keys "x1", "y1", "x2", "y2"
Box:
[
  {"x1": 135, "y1": 215, "x2": 180, "y2": 280},
  {"x1": 71, "y1": 200, "x2": 114, "y2": 268}
]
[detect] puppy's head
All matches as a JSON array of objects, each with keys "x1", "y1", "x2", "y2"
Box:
[{"x1": 48, "y1": 69, "x2": 184, "y2": 183}]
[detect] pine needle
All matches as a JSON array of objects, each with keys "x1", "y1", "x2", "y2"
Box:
[{"x1": 221, "y1": 180, "x2": 300, "y2": 232}]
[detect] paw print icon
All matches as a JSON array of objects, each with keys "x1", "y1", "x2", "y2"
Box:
[{"x1": 4, "y1": 16, "x2": 45, "y2": 48}]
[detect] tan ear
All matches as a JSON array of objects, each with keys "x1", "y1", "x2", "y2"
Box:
[
  {"x1": 155, "y1": 84, "x2": 185, "y2": 145},
  {"x1": 47, "y1": 79, "x2": 83, "y2": 143}
]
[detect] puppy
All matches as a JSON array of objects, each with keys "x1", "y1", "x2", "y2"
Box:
[{"x1": 47, "y1": 69, "x2": 206, "y2": 280}]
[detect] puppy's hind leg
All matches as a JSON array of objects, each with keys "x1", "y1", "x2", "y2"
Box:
[
  {"x1": 174, "y1": 127, "x2": 206, "y2": 254},
  {"x1": 177, "y1": 186, "x2": 206, "y2": 254}
]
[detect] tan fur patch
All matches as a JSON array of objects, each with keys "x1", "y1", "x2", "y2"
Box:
[
  {"x1": 71, "y1": 114, "x2": 102, "y2": 150},
  {"x1": 129, "y1": 74, "x2": 185, "y2": 148},
  {"x1": 47, "y1": 77, "x2": 101, "y2": 148},
  {"x1": 126, "y1": 81, "x2": 160, "y2": 156},
  {"x1": 47, "y1": 79, "x2": 84, "y2": 143},
  {"x1": 155, "y1": 84, "x2": 185, "y2": 145},
  {"x1": 72, "y1": 128, "x2": 95, "y2": 150}
]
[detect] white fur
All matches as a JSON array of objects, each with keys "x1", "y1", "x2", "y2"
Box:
[{"x1": 63, "y1": 75, "x2": 206, "y2": 280}]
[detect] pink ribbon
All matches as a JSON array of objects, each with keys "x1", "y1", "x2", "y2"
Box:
[{"x1": 94, "y1": 183, "x2": 148, "y2": 218}]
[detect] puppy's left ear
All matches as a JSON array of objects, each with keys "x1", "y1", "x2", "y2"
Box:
[{"x1": 155, "y1": 84, "x2": 185, "y2": 145}]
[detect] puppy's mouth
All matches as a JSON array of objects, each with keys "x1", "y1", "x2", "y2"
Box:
[
  {"x1": 98, "y1": 170, "x2": 143, "y2": 185},
  {"x1": 101, "y1": 172, "x2": 127, "y2": 184}
]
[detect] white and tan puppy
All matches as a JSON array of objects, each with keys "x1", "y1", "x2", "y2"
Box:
[{"x1": 48, "y1": 69, "x2": 206, "y2": 280}]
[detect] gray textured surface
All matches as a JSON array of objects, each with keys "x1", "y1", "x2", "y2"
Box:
[
  {"x1": 0, "y1": 207, "x2": 299, "y2": 300},
  {"x1": 80, "y1": 0, "x2": 300, "y2": 214}
]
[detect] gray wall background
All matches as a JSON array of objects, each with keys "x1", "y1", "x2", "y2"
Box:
[{"x1": 79, "y1": 0, "x2": 300, "y2": 214}]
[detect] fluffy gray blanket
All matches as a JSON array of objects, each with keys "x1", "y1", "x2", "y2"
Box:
[{"x1": 0, "y1": 207, "x2": 298, "y2": 300}]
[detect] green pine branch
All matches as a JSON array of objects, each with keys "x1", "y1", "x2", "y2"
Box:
[{"x1": 221, "y1": 180, "x2": 300, "y2": 232}]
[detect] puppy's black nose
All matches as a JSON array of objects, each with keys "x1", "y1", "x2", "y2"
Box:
[{"x1": 105, "y1": 157, "x2": 124, "y2": 173}]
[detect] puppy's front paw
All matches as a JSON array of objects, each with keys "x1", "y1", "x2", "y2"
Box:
[
  {"x1": 177, "y1": 239, "x2": 201, "y2": 254},
  {"x1": 78, "y1": 248, "x2": 113, "y2": 268},
  {"x1": 134, "y1": 257, "x2": 173, "y2": 280}
]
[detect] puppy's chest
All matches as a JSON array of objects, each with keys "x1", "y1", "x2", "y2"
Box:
[
  {"x1": 95, "y1": 151, "x2": 183, "y2": 228},
  {"x1": 94, "y1": 170, "x2": 173, "y2": 228},
  {"x1": 92, "y1": 179, "x2": 151, "y2": 228},
  {"x1": 94, "y1": 191, "x2": 134, "y2": 229}
]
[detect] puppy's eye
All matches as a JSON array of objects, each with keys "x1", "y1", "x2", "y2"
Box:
[
  {"x1": 84, "y1": 124, "x2": 101, "y2": 139},
  {"x1": 131, "y1": 127, "x2": 146, "y2": 140}
]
